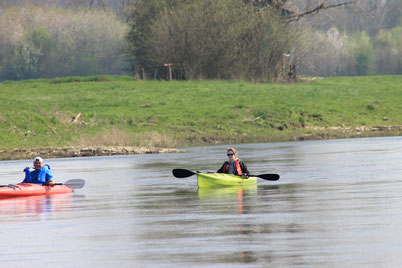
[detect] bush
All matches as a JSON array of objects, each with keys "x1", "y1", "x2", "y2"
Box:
[
  {"x1": 126, "y1": 0, "x2": 293, "y2": 82},
  {"x1": 7, "y1": 27, "x2": 52, "y2": 80},
  {"x1": 298, "y1": 27, "x2": 348, "y2": 77},
  {"x1": 298, "y1": 28, "x2": 375, "y2": 77},
  {"x1": 374, "y1": 26, "x2": 402, "y2": 75},
  {"x1": 348, "y1": 31, "x2": 375, "y2": 76},
  {"x1": 0, "y1": 5, "x2": 128, "y2": 81}
]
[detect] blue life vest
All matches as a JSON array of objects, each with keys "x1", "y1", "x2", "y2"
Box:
[{"x1": 23, "y1": 164, "x2": 52, "y2": 184}]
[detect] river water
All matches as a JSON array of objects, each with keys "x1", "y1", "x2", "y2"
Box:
[{"x1": 1, "y1": 136, "x2": 402, "y2": 267}]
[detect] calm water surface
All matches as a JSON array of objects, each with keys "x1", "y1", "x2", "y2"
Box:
[{"x1": 1, "y1": 136, "x2": 402, "y2": 267}]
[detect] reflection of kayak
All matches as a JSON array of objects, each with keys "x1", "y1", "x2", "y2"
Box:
[
  {"x1": 198, "y1": 185, "x2": 257, "y2": 214},
  {"x1": 198, "y1": 184, "x2": 257, "y2": 198},
  {"x1": 197, "y1": 173, "x2": 257, "y2": 188},
  {"x1": 0, "y1": 183, "x2": 73, "y2": 198},
  {"x1": 0, "y1": 193, "x2": 74, "y2": 215}
]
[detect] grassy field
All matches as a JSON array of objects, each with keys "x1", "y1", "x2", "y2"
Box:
[{"x1": 0, "y1": 75, "x2": 401, "y2": 153}]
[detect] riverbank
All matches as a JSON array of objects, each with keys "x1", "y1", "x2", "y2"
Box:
[
  {"x1": 299, "y1": 125, "x2": 402, "y2": 140},
  {"x1": 1, "y1": 75, "x2": 401, "y2": 160},
  {"x1": 1, "y1": 124, "x2": 401, "y2": 160},
  {"x1": 0, "y1": 146, "x2": 183, "y2": 161}
]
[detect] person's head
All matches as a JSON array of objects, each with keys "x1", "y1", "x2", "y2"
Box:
[
  {"x1": 33, "y1": 156, "x2": 44, "y2": 170},
  {"x1": 227, "y1": 147, "x2": 239, "y2": 162}
]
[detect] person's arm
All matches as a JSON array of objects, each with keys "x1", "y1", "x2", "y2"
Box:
[
  {"x1": 22, "y1": 167, "x2": 31, "y2": 183},
  {"x1": 45, "y1": 169, "x2": 55, "y2": 185},
  {"x1": 240, "y1": 161, "x2": 249, "y2": 177},
  {"x1": 217, "y1": 163, "x2": 225, "y2": 173}
]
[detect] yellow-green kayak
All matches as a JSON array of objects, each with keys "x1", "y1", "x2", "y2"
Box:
[{"x1": 197, "y1": 173, "x2": 257, "y2": 188}]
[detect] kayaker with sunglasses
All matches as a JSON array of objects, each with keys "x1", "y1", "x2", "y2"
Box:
[
  {"x1": 22, "y1": 156, "x2": 55, "y2": 185},
  {"x1": 217, "y1": 148, "x2": 249, "y2": 178}
]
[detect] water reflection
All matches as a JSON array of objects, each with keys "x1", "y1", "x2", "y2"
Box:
[
  {"x1": 0, "y1": 193, "x2": 74, "y2": 218},
  {"x1": 198, "y1": 185, "x2": 257, "y2": 214},
  {"x1": 196, "y1": 186, "x2": 261, "y2": 264},
  {"x1": 1, "y1": 137, "x2": 402, "y2": 267}
]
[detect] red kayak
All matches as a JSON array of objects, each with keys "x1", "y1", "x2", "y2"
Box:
[{"x1": 0, "y1": 180, "x2": 84, "y2": 198}]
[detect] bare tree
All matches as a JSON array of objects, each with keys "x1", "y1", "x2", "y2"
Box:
[
  {"x1": 286, "y1": 1, "x2": 358, "y2": 22},
  {"x1": 245, "y1": 0, "x2": 362, "y2": 23}
]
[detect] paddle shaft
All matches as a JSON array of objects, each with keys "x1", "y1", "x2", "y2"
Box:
[
  {"x1": 172, "y1": 169, "x2": 279, "y2": 181},
  {"x1": 0, "y1": 184, "x2": 18, "y2": 188},
  {"x1": 1, "y1": 179, "x2": 85, "y2": 190}
]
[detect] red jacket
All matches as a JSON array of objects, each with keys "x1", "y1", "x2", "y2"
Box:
[{"x1": 217, "y1": 160, "x2": 249, "y2": 176}]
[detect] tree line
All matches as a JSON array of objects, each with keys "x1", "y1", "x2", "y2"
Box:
[
  {"x1": 126, "y1": 0, "x2": 298, "y2": 81},
  {"x1": 0, "y1": 5, "x2": 127, "y2": 81},
  {"x1": 299, "y1": 0, "x2": 402, "y2": 76},
  {"x1": 126, "y1": 0, "x2": 402, "y2": 79},
  {"x1": 0, "y1": 0, "x2": 401, "y2": 81}
]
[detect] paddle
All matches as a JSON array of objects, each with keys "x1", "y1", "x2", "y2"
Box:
[
  {"x1": 172, "y1": 169, "x2": 196, "y2": 178},
  {"x1": 50, "y1": 179, "x2": 86, "y2": 189},
  {"x1": 0, "y1": 179, "x2": 85, "y2": 189},
  {"x1": 249, "y1": 173, "x2": 280, "y2": 181},
  {"x1": 0, "y1": 184, "x2": 18, "y2": 189},
  {"x1": 172, "y1": 169, "x2": 280, "y2": 181}
]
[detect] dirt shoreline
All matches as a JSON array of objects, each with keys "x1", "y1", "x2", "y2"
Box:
[
  {"x1": 298, "y1": 125, "x2": 402, "y2": 140},
  {"x1": 0, "y1": 146, "x2": 184, "y2": 161},
  {"x1": 1, "y1": 125, "x2": 401, "y2": 161}
]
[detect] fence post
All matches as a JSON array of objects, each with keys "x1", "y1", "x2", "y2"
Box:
[{"x1": 164, "y1": 64, "x2": 173, "y2": 81}]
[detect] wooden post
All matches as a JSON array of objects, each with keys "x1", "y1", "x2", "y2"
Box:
[
  {"x1": 134, "y1": 65, "x2": 140, "y2": 80},
  {"x1": 141, "y1": 67, "x2": 146, "y2": 81},
  {"x1": 164, "y1": 64, "x2": 173, "y2": 81}
]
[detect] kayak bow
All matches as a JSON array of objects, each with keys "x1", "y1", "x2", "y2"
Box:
[
  {"x1": 197, "y1": 173, "x2": 257, "y2": 188},
  {"x1": 0, "y1": 183, "x2": 73, "y2": 198}
]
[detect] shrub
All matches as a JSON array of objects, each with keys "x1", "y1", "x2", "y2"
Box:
[
  {"x1": 7, "y1": 26, "x2": 53, "y2": 79},
  {"x1": 0, "y1": 5, "x2": 128, "y2": 81},
  {"x1": 374, "y1": 26, "x2": 402, "y2": 75},
  {"x1": 348, "y1": 31, "x2": 374, "y2": 76},
  {"x1": 126, "y1": 0, "x2": 293, "y2": 82}
]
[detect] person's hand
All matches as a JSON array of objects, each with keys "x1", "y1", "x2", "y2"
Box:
[
  {"x1": 48, "y1": 179, "x2": 55, "y2": 186},
  {"x1": 242, "y1": 174, "x2": 249, "y2": 179}
]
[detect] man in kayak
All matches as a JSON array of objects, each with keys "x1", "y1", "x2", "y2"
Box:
[
  {"x1": 22, "y1": 156, "x2": 55, "y2": 185},
  {"x1": 217, "y1": 148, "x2": 249, "y2": 177}
]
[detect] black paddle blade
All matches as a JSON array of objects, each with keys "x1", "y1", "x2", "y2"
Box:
[
  {"x1": 172, "y1": 169, "x2": 196, "y2": 178},
  {"x1": 61, "y1": 179, "x2": 85, "y2": 189},
  {"x1": 254, "y1": 174, "x2": 280, "y2": 181}
]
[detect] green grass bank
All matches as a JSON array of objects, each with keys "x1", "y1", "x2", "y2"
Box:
[{"x1": 0, "y1": 75, "x2": 401, "y2": 160}]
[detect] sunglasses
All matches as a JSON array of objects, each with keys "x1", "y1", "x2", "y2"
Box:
[{"x1": 227, "y1": 153, "x2": 234, "y2": 156}]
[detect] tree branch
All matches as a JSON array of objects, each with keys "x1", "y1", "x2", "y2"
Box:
[{"x1": 286, "y1": 1, "x2": 356, "y2": 23}]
